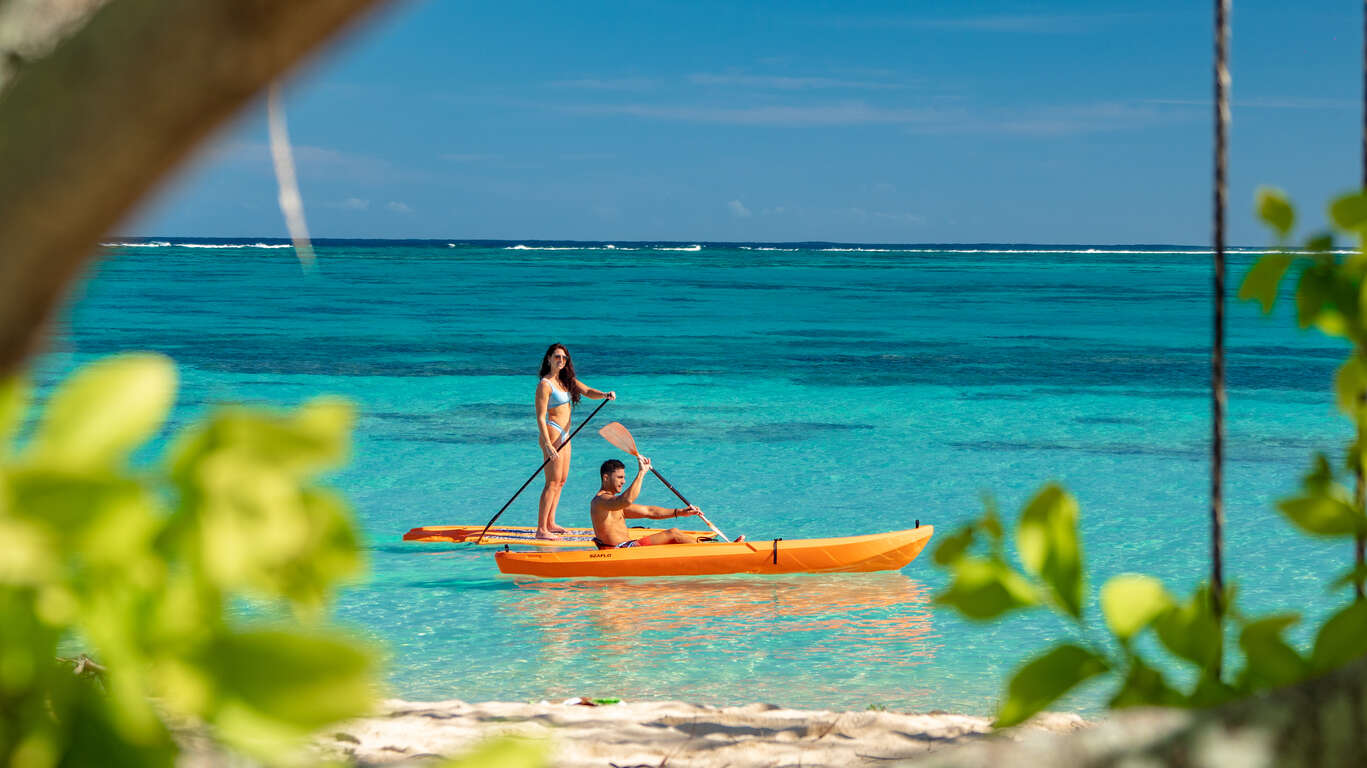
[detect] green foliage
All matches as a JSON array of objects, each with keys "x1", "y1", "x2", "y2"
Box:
[
  {"x1": 1237, "y1": 615, "x2": 1305, "y2": 690},
  {"x1": 1329, "y1": 191, "x2": 1367, "y2": 234},
  {"x1": 1256, "y1": 187, "x2": 1295, "y2": 239},
  {"x1": 934, "y1": 557, "x2": 1038, "y2": 619},
  {"x1": 935, "y1": 187, "x2": 1367, "y2": 727},
  {"x1": 438, "y1": 737, "x2": 549, "y2": 768},
  {"x1": 1310, "y1": 600, "x2": 1367, "y2": 672},
  {"x1": 1099, "y1": 574, "x2": 1170, "y2": 642},
  {"x1": 1016, "y1": 485, "x2": 1084, "y2": 619},
  {"x1": 1238, "y1": 252, "x2": 1297, "y2": 313},
  {"x1": 0, "y1": 353, "x2": 376, "y2": 766},
  {"x1": 995, "y1": 645, "x2": 1108, "y2": 727}
]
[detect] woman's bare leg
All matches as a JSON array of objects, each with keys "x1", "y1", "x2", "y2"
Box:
[
  {"x1": 536, "y1": 441, "x2": 564, "y2": 539},
  {"x1": 545, "y1": 441, "x2": 572, "y2": 533}
]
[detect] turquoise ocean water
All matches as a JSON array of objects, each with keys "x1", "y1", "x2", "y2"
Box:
[{"x1": 45, "y1": 239, "x2": 1351, "y2": 715}]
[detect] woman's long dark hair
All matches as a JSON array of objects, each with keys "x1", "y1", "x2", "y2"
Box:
[{"x1": 538, "y1": 343, "x2": 581, "y2": 404}]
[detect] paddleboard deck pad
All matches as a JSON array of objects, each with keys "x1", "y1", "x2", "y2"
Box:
[{"x1": 403, "y1": 524, "x2": 711, "y2": 548}]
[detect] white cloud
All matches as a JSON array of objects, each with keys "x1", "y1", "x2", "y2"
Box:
[
  {"x1": 443, "y1": 153, "x2": 502, "y2": 162},
  {"x1": 560, "y1": 152, "x2": 617, "y2": 161},
  {"x1": 560, "y1": 98, "x2": 1174, "y2": 135},
  {"x1": 826, "y1": 12, "x2": 1143, "y2": 34},
  {"x1": 728, "y1": 200, "x2": 752, "y2": 219},
  {"x1": 564, "y1": 101, "x2": 943, "y2": 126},
  {"x1": 339, "y1": 197, "x2": 369, "y2": 210},
  {"x1": 549, "y1": 77, "x2": 657, "y2": 91},
  {"x1": 1142, "y1": 96, "x2": 1356, "y2": 110},
  {"x1": 209, "y1": 141, "x2": 427, "y2": 183},
  {"x1": 688, "y1": 73, "x2": 909, "y2": 91},
  {"x1": 841, "y1": 207, "x2": 924, "y2": 225},
  {"x1": 386, "y1": 201, "x2": 413, "y2": 214}
]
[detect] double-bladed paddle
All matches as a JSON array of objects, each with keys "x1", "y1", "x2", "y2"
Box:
[
  {"x1": 475, "y1": 397, "x2": 611, "y2": 544},
  {"x1": 597, "y1": 421, "x2": 732, "y2": 542}
]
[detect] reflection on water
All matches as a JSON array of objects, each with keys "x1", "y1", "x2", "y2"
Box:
[{"x1": 496, "y1": 573, "x2": 942, "y2": 709}]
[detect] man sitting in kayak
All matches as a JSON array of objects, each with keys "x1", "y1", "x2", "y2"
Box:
[{"x1": 590, "y1": 456, "x2": 703, "y2": 548}]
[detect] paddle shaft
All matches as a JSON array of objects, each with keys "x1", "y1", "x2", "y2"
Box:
[
  {"x1": 476, "y1": 397, "x2": 611, "y2": 544},
  {"x1": 649, "y1": 466, "x2": 730, "y2": 542}
]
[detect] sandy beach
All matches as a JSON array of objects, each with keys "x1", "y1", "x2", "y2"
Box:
[{"x1": 316, "y1": 699, "x2": 1090, "y2": 767}]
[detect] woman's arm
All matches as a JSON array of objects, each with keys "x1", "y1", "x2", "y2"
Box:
[
  {"x1": 534, "y1": 382, "x2": 557, "y2": 454},
  {"x1": 573, "y1": 379, "x2": 616, "y2": 400}
]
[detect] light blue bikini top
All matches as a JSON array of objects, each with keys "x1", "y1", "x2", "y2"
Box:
[{"x1": 543, "y1": 378, "x2": 572, "y2": 408}]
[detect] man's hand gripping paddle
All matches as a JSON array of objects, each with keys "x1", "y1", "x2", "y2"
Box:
[{"x1": 597, "y1": 421, "x2": 731, "y2": 542}]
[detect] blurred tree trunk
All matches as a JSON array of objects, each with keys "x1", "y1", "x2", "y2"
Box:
[{"x1": 0, "y1": 0, "x2": 389, "y2": 375}]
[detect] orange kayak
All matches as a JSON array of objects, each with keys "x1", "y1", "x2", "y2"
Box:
[
  {"x1": 402, "y1": 524, "x2": 710, "y2": 548},
  {"x1": 494, "y1": 526, "x2": 933, "y2": 577}
]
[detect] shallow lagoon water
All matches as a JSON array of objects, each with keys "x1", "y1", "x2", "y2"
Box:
[{"x1": 46, "y1": 240, "x2": 1350, "y2": 714}]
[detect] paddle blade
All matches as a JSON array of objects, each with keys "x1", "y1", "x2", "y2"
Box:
[{"x1": 598, "y1": 421, "x2": 639, "y2": 456}]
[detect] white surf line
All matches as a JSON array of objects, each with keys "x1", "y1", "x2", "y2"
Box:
[{"x1": 268, "y1": 84, "x2": 316, "y2": 271}]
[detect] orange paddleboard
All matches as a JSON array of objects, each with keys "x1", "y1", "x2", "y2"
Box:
[
  {"x1": 494, "y1": 526, "x2": 933, "y2": 577},
  {"x1": 403, "y1": 524, "x2": 710, "y2": 548}
]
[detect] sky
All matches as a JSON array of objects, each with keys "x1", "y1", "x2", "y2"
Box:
[{"x1": 128, "y1": 0, "x2": 1363, "y2": 245}]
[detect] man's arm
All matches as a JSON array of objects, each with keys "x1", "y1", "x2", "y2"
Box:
[
  {"x1": 592, "y1": 456, "x2": 651, "y2": 512},
  {"x1": 623, "y1": 503, "x2": 701, "y2": 520}
]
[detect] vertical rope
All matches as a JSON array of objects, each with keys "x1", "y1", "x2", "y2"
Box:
[
  {"x1": 267, "y1": 84, "x2": 316, "y2": 272},
  {"x1": 1211, "y1": 0, "x2": 1230, "y2": 622}
]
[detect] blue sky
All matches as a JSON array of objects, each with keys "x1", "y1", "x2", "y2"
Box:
[{"x1": 130, "y1": 0, "x2": 1362, "y2": 244}]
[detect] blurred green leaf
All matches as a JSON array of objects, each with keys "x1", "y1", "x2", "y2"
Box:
[
  {"x1": 1306, "y1": 232, "x2": 1334, "y2": 252},
  {"x1": 1100, "y1": 574, "x2": 1171, "y2": 641},
  {"x1": 63, "y1": 688, "x2": 176, "y2": 768},
  {"x1": 1329, "y1": 562, "x2": 1367, "y2": 591},
  {"x1": 1330, "y1": 191, "x2": 1367, "y2": 233},
  {"x1": 1256, "y1": 187, "x2": 1295, "y2": 238},
  {"x1": 1302, "y1": 453, "x2": 1337, "y2": 494},
  {"x1": 0, "y1": 353, "x2": 370, "y2": 766},
  {"x1": 932, "y1": 527, "x2": 974, "y2": 566},
  {"x1": 1186, "y1": 675, "x2": 1237, "y2": 708},
  {"x1": 1154, "y1": 587, "x2": 1222, "y2": 671},
  {"x1": 439, "y1": 737, "x2": 549, "y2": 768},
  {"x1": 1336, "y1": 357, "x2": 1367, "y2": 417},
  {"x1": 995, "y1": 644, "x2": 1108, "y2": 728},
  {"x1": 1294, "y1": 269, "x2": 1334, "y2": 330},
  {"x1": 0, "y1": 517, "x2": 58, "y2": 586},
  {"x1": 0, "y1": 376, "x2": 28, "y2": 452},
  {"x1": 1016, "y1": 484, "x2": 1084, "y2": 619},
  {"x1": 207, "y1": 630, "x2": 374, "y2": 742},
  {"x1": 979, "y1": 496, "x2": 1005, "y2": 542},
  {"x1": 169, "y1": 398, "x2": 353, "y2": 481},
  {"x1": 1237, "y1": 253, "x2": 1295, "y2": 313},
  {"x1": 1311, "y1": 600, "x2": 1367, "y2": 672},
  {"x1": 28, "y1": 353, "x2": 177, "y2": 471},
  {"x1": 1277, "y1": 495, "x2": 1361, "y2": 537},
  {"x1": 935, "y1": 557, "x2": 1039, "y2": 620},
  {"x1": 1237, "y1": 614, "x2": 1305, "y2": 691},
  {"x1": 1108, "y1": 656, "x2": 1183, "y2": 708}
]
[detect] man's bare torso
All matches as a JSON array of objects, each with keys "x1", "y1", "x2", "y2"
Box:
[{"x1": 590, "y1": 491, "x2": 633, "y2": 545}]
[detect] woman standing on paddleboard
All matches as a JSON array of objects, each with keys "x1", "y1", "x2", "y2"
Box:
[{"x1": 535, "y1": 343, "x2": 614, "y2": 539}]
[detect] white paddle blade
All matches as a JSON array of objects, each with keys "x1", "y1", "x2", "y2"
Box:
[{"x1": 598, "y1": 421, "x2": 639, "y2": 456}]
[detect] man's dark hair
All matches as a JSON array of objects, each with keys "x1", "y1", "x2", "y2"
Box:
[{"x1": 600, "y1": 459, "x2": 625, "y2": 477}]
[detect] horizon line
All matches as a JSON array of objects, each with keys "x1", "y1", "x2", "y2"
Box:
[{"x1": 109, "y1": 236, "x2": 1275, "y2": 249}]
